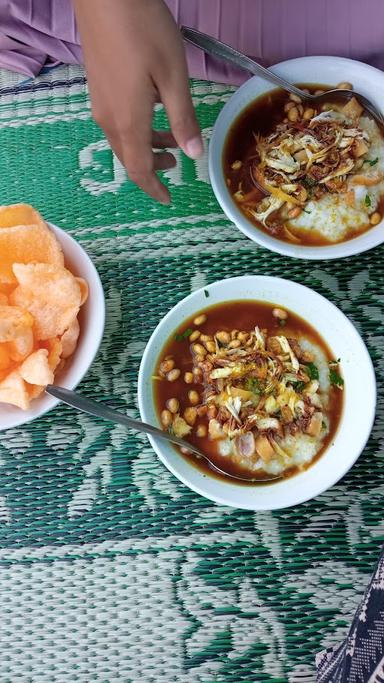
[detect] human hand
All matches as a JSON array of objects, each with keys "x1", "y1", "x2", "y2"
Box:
[{"x1": 73, "y1": 0, "x2": 203, "y2": 203}]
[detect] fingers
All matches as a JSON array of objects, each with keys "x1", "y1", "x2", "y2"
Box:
[
  {"x1": 105, "y1": 80, "x2": 171, "y2": 204},
  {"x1": 154, "y1": 151, "x2": 176, "y2": 171},
  {"x1": 106, "y1": 128, "x2": 175, "y2": 202},
  {"x1": 160, "y1": 65, "x2": 203, "y2": 160},
  {"x1": 98, "y1": 82, "x2": 178, "y2": 204},
  {"x1": 152, "y1": 130, "x2": 177, "y2": 149}
]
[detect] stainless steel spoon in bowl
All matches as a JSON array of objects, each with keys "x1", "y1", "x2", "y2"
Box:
[
  {"x1": 181, "y1": 26, "x2": 384, "y2": 127},
  {"x1": 46, "y1": 385, "x2": 279, "y2": 484}
]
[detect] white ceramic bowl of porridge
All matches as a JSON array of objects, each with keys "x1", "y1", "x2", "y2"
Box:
[
  {"x1": 209, "y1": 56, "x2": 384, "y2": 259},
  {"x1": 138, "y1": 276, "x2": 376, "y2": 510}
]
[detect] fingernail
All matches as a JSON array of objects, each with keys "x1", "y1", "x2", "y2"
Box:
[
  {"x1": 185, "y1": 136, "x2": 204, "y2": 159},
  {"x1": 159, "y1": 193, "x2": 171, "y2": 205}
]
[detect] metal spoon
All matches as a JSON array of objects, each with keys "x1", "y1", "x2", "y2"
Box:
[
  {"x1": 181, "y1": 26, "x2": 384, "y2": 127},
  {"x1": 46, "y1": 385, "x2": 279, "y2": 483}
]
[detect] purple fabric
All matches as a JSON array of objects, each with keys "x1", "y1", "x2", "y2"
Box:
[
  {"x1": 0, "y1": 0, "x2": 80, "y2": 77},
  {"x1": 1, "y1": 0, "x2": 384, "y2": 82}
]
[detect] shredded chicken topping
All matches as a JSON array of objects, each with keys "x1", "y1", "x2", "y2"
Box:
[
  {"x1": 231, "y1": 91, "x2": 382, "y2": 239},
  {"x1": 188, "y1": 326, "x2": 325, "y2": 463}
]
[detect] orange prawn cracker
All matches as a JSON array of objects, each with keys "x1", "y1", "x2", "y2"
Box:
[
  {"x1": 8, "y1": 328, "x2": 34, "y2": 362},
  {"x1": 0, "y1": 203, "x2": 46, "y2": 228},
  {"x1": 11, "y1": 263, "x2": 82, "y2": 341},
  {"x1": 19, "y1": 349, "x2": 54, "y2": 386},
  {"x1": 0, "y1": 224, "x2": 64, "y2": 284},
  {"x1": 0, "y1": 305, "x2": 33, "y2": 342},
  {"x1": 45, "y1": 337, "x2": 63, "y2": 371},
  {"x1": 0, "y1": 370, "x2": 29, "y2": 410},
  {"x1": 0, "y1": 204, "x2": 88, "y2": 411},
  {"x1": 61, "y1": 318, "x2": 80, "y2": 359}
]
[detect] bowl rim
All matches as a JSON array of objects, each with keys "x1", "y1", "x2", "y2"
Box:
[
  {"x1": 138, "y1": 275, "x2": 377, "y2": 510},
  {"x1": 208, "y1": 54, "x2": 384, "y2": 260},
  {"x1": 0, "y1": 223, "x2": 106, "y2": 432}
]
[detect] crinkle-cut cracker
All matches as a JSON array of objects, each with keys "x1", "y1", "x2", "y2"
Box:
[
  {"x1": 0, "y1": 370, "x2": 29, "y2": 410},
  {"x1": 0, "y1": 224, "x2": 64, "y2": 284},
  {"x1": 19, "y1": 349, "x2": 54, "y2": 386},
  {"x1": 26, "y1": 383, "x2": 44, "y2": 400},
  {"x1": 0, "y1": 304, "x2": 33, "y2": 342},
  {"x1": 0, "y1": 283, "x2": 15, "y2": 297},
  {"x1": 45, "y1": 337, "x2": 63, "y2": 371},
  {"x1": 8, "y1": 328, "x2": 34, "y2": 362},
  {"x1": 76, "y1": 278, "x2": 89, "y2": 306},
  {"x1": 10, "y1": 263, "x2": 81, "y2": 340},
  {"x1": 61, "y1": 318, "x2": 80, "y2": 359},
  {"x1": 0, "y1": 204, "x2": 64, "y2": 284},
  {"x1": 0, "y1": 203, "x2": 45, "y2": 228},
  {"x1": 0, "y1": 344, "x2": 11, "y2": 372}
]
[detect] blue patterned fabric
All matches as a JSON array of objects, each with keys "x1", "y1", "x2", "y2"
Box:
[{"x1": 317, "y1": 547, "x2": 384, "y2": 682}]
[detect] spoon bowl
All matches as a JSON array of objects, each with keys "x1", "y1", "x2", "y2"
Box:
[
  {"x1": 305, "y1": 88, "x2": 384, "y2": 126},
  {"x1": 181, "y1": 26, "x2": 384, "y2": 127},
  {"x1": 46, "y1": 385, "x2": 279, "y2": 483}
]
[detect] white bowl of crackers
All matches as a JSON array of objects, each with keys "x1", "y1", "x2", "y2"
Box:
[{"x1": 0, "y1": 204, "x2": 105, "y2": 431}]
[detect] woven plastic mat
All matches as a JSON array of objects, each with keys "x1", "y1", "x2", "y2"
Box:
[{"x1": 0, "y1": 65, "x2": 383, "y2": 683}]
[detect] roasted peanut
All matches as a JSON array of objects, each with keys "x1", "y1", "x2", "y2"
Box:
[
  {"x1": 166, "y1": 398, "x2": 179, "y2": 414},
  {"x1": 159, "y1": 358, "x2": 175, "y2": 375},
  {"x1": 188, "y1": 390, "x2": 200, "y2": 405},
  {"x1": 207, "y1": 404, "x2": 217, "y2": 419},
  {"x1": 336, "y1": 81, "x2": 353, "y2": 90},
  {"x1": 184, "y1": 371, "x2": 194, "y2": 384},
  {"x1": 166, "y1": 368, "x2": 181, "y2": 382},
  {"x1": 216, "y1": 330, "x2": 231, "y2": 345},
  {"x1": 205, "y1": 341, "x2": 216, "y2": 353},
  {"x1": 272, "y1": 308, "x2": 288, "y2": 320},
  {"x1": 184, "y1": 407, "x2": 197, "y2": 426},
  {"x1": 189, "y1": 330, "x2": 200, "y2": 342},
  {"x1": 192, "y1": 343, "x2": 206, "y2": 356},
  {"x1": 370, "y1": 212, "x2": 381, "y2": 225},
  {"x1": 288, "y1": 106, "x2": 299, "y2": 122},
  {"x1": 196, "y1": 424, "x2": 207, "y2": 438},
  {"x1": 303, "y1": 108, "x2": 315, "y2": 121},
  {"x1": 161, "y1": 410, "x2": 173, "y2": 427},
  {"x1": 193, "y1": 314, "x2": 207, "y2": 326}
]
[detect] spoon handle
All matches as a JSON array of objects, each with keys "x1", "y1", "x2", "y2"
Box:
[
  {"x1": 181, "y1": 26, "x2": 306, "y2": 99},
  {"x1": 46, "y1": 385, "x2": 201, "y2": 455}
]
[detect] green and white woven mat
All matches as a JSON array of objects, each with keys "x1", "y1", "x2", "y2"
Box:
[{"x1": 0, "y1": 65, "x2": 383, "y2": 683}]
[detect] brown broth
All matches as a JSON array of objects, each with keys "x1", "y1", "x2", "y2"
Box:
[
  {"x1": 223, "y1": 83, "x2": 384, "y2": 246},
  {"x1": 153, "y1": 300, "x2": 344, "y2": 485}
]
